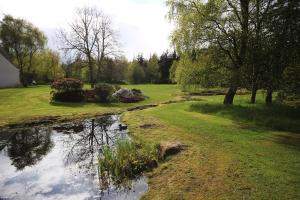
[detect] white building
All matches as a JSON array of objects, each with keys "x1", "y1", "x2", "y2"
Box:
[{"x1": 0, "y1": 50, "x2": 21, "y2": 88}]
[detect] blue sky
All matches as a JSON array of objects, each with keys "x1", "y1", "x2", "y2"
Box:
[{"x1": 0, "y1": 0, "x2": 174, "y2": 60}]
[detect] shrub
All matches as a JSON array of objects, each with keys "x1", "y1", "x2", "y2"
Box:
[
  {"x1": 51, "y1": 78, "x2": 83, "y2": 91},
  {"x1": 52, "y1": 90, "x2": 85, "y2": 102},
  {"x1": 94, "y1": 83, "x2": 118, "y2": 102},
  {"x1": 51, "y1": 78, "x2": 84, "y2": 102}
]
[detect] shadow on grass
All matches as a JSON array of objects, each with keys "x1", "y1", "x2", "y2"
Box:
[
  {"x1": 50, "y1": 101, "x2": 120, "y2": 108},
  {"x1": 274, "y1": 134, "x2": 300, "y2": 151},
  {"x1": 189, "y1": 103, "x2": 300, "y2": 134}
]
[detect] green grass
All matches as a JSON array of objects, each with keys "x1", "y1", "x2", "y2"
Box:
[
  {"x1": 123, "y1": 93, "x2": 300, "y2": 200},
  {"x1": 0, "y1": 84, "x2": 181, "y2": 127},
  {"x1": 1, "y1": 85, "x2": 299, "y2": 199}
]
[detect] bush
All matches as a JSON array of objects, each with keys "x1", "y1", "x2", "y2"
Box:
[
  {"x1": 51, "y1": 78, "x2": 83, "y2": 91},
  {"x1": 94, "y1": 83, "x2": 118, "y2": 102},
  {"x1": 52, "y1": 90, "x2": 85, "y2": 102},
  {"x1": 51, "y1": 78, "x2": 84, "y2": 102}
]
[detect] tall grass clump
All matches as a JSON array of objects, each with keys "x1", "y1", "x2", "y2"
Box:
[{"x1": 98, "y1": 140, "x2": 158, "y2": 188}]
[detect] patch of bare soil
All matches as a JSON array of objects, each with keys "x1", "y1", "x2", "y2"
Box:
[{"x1": 139, "y1": 123, "x2": 159, "y2": 129}]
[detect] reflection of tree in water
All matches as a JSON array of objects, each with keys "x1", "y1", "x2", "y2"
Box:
[
  {"x1": 63, "y1": 116, "x2": 119, "y2": 167},
  {"x1": 6, "y1": 128, "x2": 53, "y2": 170},
  {"x1": 60, "y1": 115, "x2": 133, "y2": 195}
]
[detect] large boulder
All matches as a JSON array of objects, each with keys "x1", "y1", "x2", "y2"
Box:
[{"x1": 113, "y1": 88, "x2": 145, "y2": 103}]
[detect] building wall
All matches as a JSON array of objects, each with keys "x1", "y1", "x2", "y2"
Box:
[{"x1": 0, "y1": 53, "x2": 21, "y2": 88}]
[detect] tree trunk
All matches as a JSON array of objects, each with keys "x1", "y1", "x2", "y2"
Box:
[
  {"x1": 250, "y1": 82, "x2": 257, "y2": 103},
  {"x1": 88, "y1": 56, "x2": 95, "y2": 88},
  {"x1": 223, "y1": 86, "x2": 237, "y2": 105},
  {"x1": 265, "y1": 88, "x2": 273, "y2": 104}
]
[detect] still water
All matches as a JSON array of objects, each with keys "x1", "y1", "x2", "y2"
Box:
[{"x1": 0, "y1": 115, "x2": 148, "y2": 200}]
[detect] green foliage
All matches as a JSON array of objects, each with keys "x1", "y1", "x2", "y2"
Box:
[
  {"x1": 32, "y1": 50, "x2": 65, "y2": 83},
  {"x1": 97, "y1": 57, "x2": 128, "y2": 84},
  {"x1": 0, "y1": 15, "x2": 47, "y2": 85},
  {"x1": 158, "y1": 51, "x2": 177, "y2": 83},
  {"x1": 175, "y1": 51, "x2": 229, "y2": 90},
  {"x1": 146, "y1": 54, "x2": 160, "y2": 83},
  {"x1": 99, "y1": 140, "x2": 158, "y2": 187},
  {"x1": 167, "y1": 0, "x2": 300, "y2": 105},
  {"x1": 94, "y1": 83, "x2": 118, "y2": 102},
  {"x1": 127, "y1": 61, "x2": 146, "y2": 84},
  {"x1": 278, "y1": 64, "x2": 300, "y2": 106}
]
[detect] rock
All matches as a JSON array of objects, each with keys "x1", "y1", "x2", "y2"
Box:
[
  {"x1": 113, "y1": 88, "x2": 145, "y2": 103},
  {"x1": 159, "y1": 141, "x2": 187, "y2": 160}
]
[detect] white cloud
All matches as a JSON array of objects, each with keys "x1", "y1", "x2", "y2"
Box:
[{"x1": 0, "y1": 0, "x2": 174, "y2": 60}]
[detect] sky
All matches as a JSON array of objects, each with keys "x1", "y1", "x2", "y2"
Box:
[{"x1": 0, "y1": 0, "x2": 174, "y2": 60}]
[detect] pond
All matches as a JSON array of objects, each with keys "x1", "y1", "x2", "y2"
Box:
[{"x1": 0, "y1": 115, "x2": 148, "y2": 200}]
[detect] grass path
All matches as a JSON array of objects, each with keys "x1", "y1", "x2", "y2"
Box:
[{"x1": 123, "y1": 99, "x2": 300, "y2": 199}]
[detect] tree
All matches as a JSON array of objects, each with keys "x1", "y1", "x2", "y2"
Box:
[
  {"x1": 30, "y1": 50, "x2": 64, "y2": 83},
  {"x1": 59, "y1": 7, "x2": 120, "y2": 87},
  {"x1": 262, "y1": 0, "x2": 300, "y2": 104},
  {"x1": 167, "y1": 0, "x2": 251, "y2": 104},
  {"x1": 175, "y1": 49, "x2": 229, "y2": 90},
  {"x1": 158, "y1": 50, "x2": 177, "y2": 83},
  {"x1": 94, "y1": 13, "x2": 120, "y2": 82},
  {"x1": 99, "y1": 57, "x2": 128, "y2": 83},
  {"x1": 0, "y1": 15, "x2": 46, "y2": 86},
  {"x1": 127, "y1": 61, "x2": 146, "y2": 84},
  {"x1": 59, "y1": 7, "x2": 101, "y2": 88},
  {"x1": 147, "y1": 54, "x2": 160, "y2": 83}
]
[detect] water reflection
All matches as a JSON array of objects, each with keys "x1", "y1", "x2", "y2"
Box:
[
  {"x1": 0, "y1": 115, "x2": 147, "y2": 200},
  {"x1": 3, "y1": 128, "x2": 53, "y2": 170}
]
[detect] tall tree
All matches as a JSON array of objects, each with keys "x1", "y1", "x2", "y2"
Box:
[
  {"x1": 167, "y1": 0, "x2": 251, "y2": 104},
  {"x1": 59, "y1": 7, "x2": 120, "y2": 87},
  {"x1": 0, "y1": 15, "x2": 46, "y2": 86},
  {"x1": 263, "y1": 0, "x2": 300, "y2": 104},
  {"x1": 59, "y1": 7, "x2": 101, "y2": 88},
  {"x1": 147, "y1": 54, "x2": 160, "y2": 83},
  {"x1": 94, "y1": 13, "x2": 120, "y2": 82},
  {"x1": 158, "y1": 50, "x2": 177, "y2": 83}
]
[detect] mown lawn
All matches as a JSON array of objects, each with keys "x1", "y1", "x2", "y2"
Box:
[
  {"x1": 1, "y1": 85, "x2": 299, "y2": 199},
  {"x1": 123, "y1": 93, "x2": 300, "y2": 200},
  {"x1": 0, "y1": 84, "x2": 181, "y2": 127}
]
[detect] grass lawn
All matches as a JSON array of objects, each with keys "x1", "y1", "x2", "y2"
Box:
[
  {"x1": 0, "y1": 84, "x2": 181, "y2": 127},
  {"x1": 123, "y1": 93, "x2": 300, "y2": 200},
  {"x1": 1, "y1": 84, "x2": 299, "y2": 199}
]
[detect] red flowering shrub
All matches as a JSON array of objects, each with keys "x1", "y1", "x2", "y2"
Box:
[
  {"x1": 51, "y1": 78, "x2": 84, "y2": 102},
  {"x1": 51, "y1": 78, "x2": 83, "y2": 91}
]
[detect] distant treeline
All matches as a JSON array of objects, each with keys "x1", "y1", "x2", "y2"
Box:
[{"x1": 0, "y1": 12, "x2": 178, "y2": 86}]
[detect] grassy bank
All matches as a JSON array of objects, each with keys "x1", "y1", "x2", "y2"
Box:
[
  {"x1": 0, "y1": 84, "x2": 180, "y2": 127},
  {"x1": 123, "y1": 93, "x2": 300, "y2": 200},
  {"x1": 1, "y1": 84, "x2": 299, "y2": 199}
]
